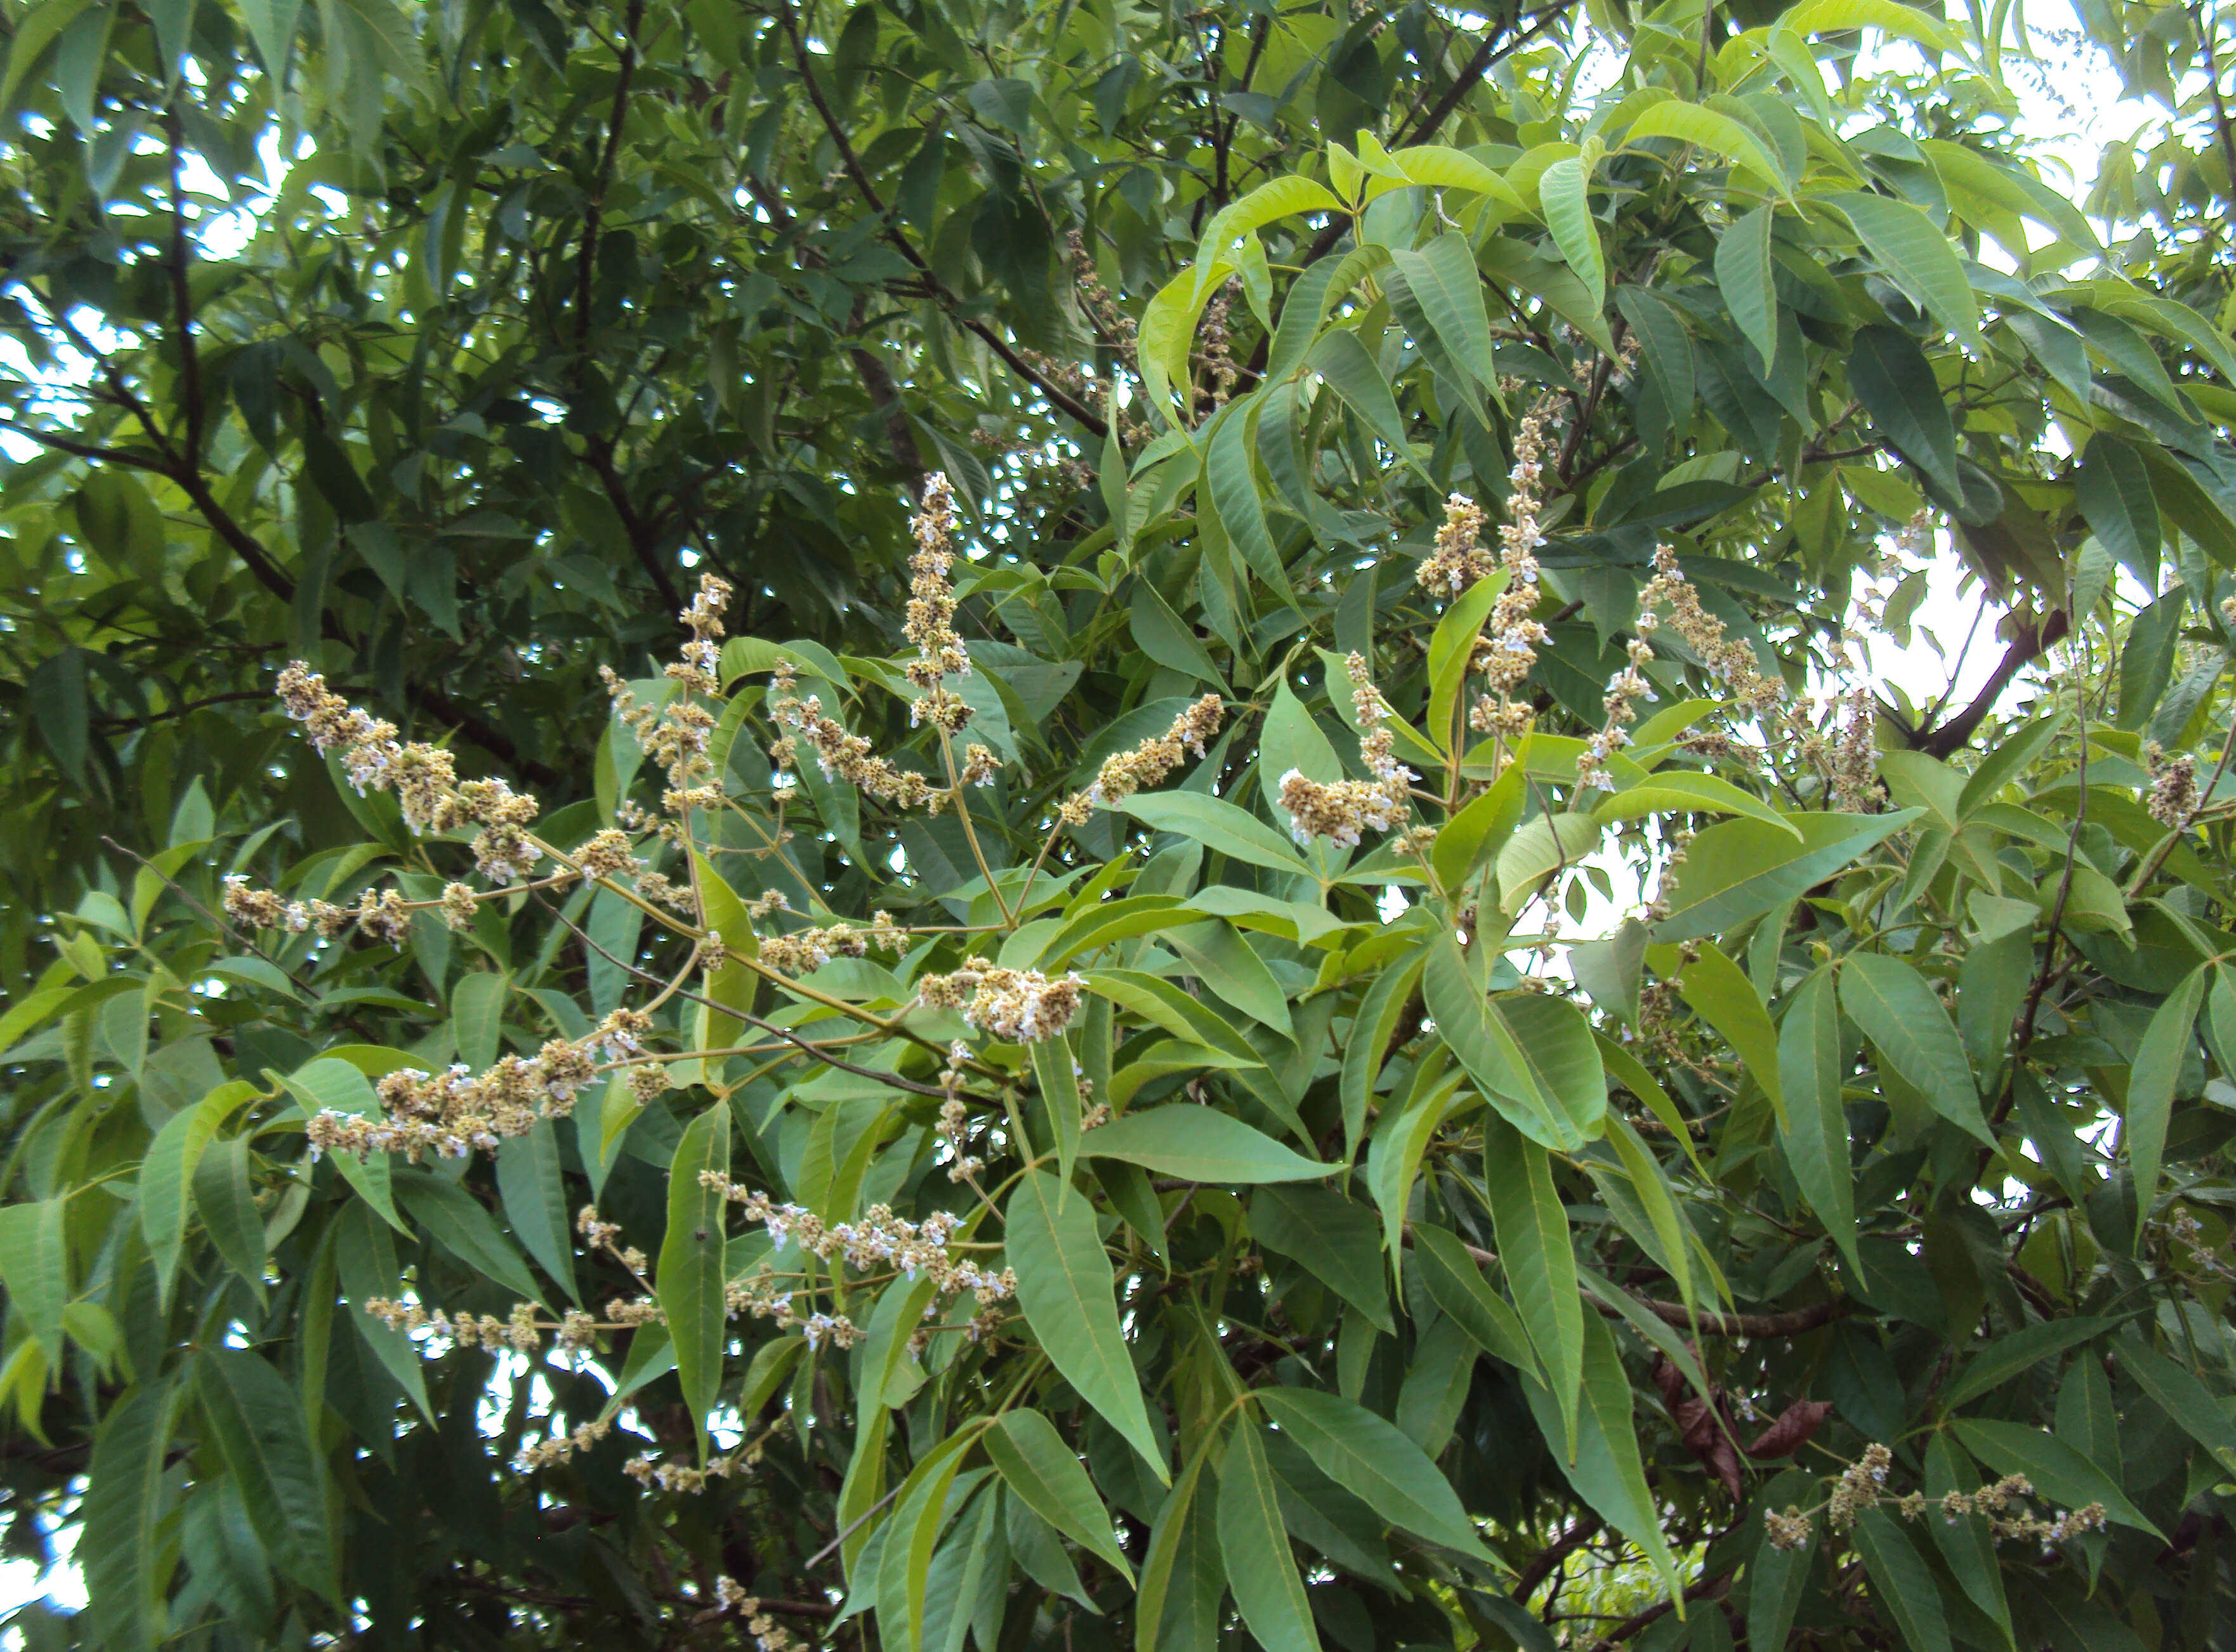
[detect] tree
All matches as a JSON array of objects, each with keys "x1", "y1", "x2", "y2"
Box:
[{"x1": 6, "y1": 0, "x2": 2236, "y2": 1648}]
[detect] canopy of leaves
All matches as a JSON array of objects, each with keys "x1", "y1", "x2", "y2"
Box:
[{"x1": 8, "y1": 0, "x2": 2236, "y2": 1649}]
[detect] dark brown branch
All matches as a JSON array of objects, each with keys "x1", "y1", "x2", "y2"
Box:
[
  {"x1": 778, "y1": 2, "x2": 1108, "y2": 438},
  {"x1": 587, "y1": 443, "x2": 685, "y2": 613},
  {"x1": 165, "y1": 105, "x2": 204, "y2": 463},
  {"x1": 1513, "y1": 1514, "x2": 1603, "y2": 1607},
  {"x1": 576, "y1": 0, "x2": 647, "y2": 346},
  {"x1": 1900, "y1": 608, "x2": 2068, "y2": 758}
]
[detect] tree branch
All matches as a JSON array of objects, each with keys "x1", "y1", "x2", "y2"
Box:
[
  {"x1": 778, "y1": 1, "x2": 1109, "y2": 437},
  {"x1": 576, "y1": 0, "x2": 647, "y2": 346}
]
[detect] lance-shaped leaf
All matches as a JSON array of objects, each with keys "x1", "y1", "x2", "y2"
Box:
[
  {"x1": 1776, "y1": 968, "x2": 1860, "y2": 1276},
  {"x1": 1216, "y1": 1422, "x2": 1321, "y2": 1652},
  {"x1": 1485, "y1": 1114, "x2": 1583, "y2": 1460},
  {"x1": 1426, "y1": 932, "x2": 1604, "y2": 1150},
  {"x1": 657, "y1": 1105, "x2": 730, "y2": 1457},
  {"x1": 2124, "y1": 963, "x2": 2207, "y2": 1245},
  {"x1": 1006, "y1": 1169, "x2": 1167, "y2": 1482},
  {"x1": 1256, "y1": 1387, "x2": 1504, "y2": 1567},
  {"x1": 985, "y1": 1410, "x2": 1134, "y2": 1580},
  {"x1": 1081, "y1": 1106, "x2": 1326, "y2": 1183},
  {"x1": 196, "y1": 1348, "x2": 336, "y2": 1601},
  {"x1": 1839, "y1": 954, "x2": 1992, "y2": 1144}
]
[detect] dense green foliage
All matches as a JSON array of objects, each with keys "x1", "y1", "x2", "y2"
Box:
[{"x1": 10, "y1": 0, "x2": 2236, "y2": 1648}]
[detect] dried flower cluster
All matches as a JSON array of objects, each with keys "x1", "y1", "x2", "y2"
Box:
[
  {"x1": 918, "y1": 960, "x2": 1087, "y2": 1043},
  {"x1": 903, "y1": 474, "x2": 975, "y2": 735},
  {"x1": 1773, "y1": 1444, "x2": 2108, "y2": 1555},
  {"x1": 754, "y1": 913, "x2": 907, "y2": 976},
  {"x1": 1638, "y1": 545, "x2": 1782, "y2": 716},
  {"x1": 1577, "y1": 631, "x2": 1658, "y2": 790},
  {"x1": 1467, "y1": 398, "x2": 1556, "y2": 743},
  {"x1": 1279, "y1": 662, "x2": 1414, "y2": 847},
  {"x1": 223, "y1": 876, "x2": 414, "y2": 945},
  {"x1": 1059, "y1": 693, "x2": 1227, "y2": 822},
  {"x1": 2146, "y1": 740, "x2": 2199, "y2": 827},
  {"x1": 305, "y1": 1010, "x2": 648, "y2": 1162},
  {"x1": 273, "y1": 662, "x2": 545, "y2": 879},
  {"x1": 1415, "y1": 492, "x2": 1492, "y2": 598},
  {"x1": 768, "y1": 659, "x2": 937, "y2": 811}
]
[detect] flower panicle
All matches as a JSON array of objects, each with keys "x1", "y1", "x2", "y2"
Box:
[
  {"x1": 1058, "y1": 693, "x2": 1225, "y2": 824},
  {"x1": 916, "y1": 959, "x2": 1086, "y2": 1043},
  {"x1": 305, "y1": 1009, "x2": 651, "y2": 1164}
]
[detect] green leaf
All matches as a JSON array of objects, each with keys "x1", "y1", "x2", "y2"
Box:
[
  {"x1": 2111, "y1": 1338, "x2": 2236, "y2": 1472},
  {"x1": 0, "y1": 0, "x2": 93, "y2": 115},
  {"x1": 332, "y1": 1200, "x2": 433, "y2": 1424},
  {"x1": 1654, "y1": 810, "x2": 1923, "y2": 940},
  {"x1": 1520, "y1": 1311, "x2": 1683, "y2": 1598},
  {"x1": 0, "y1": 1196, "x2": 67, "y2": 1375},
  {"x1": 1137, "y1": 1438, "x2": 1218, "y2": 1652},
  {"x1": 2123, "y1": 961, "x2": 2206, "y2": 1243},
  {"x1": 1839, "y1": 954, "x2": 1992, "y2": 1144},
  {"x1": 1252, "y1": 1184, "x2": 1391, "y2": 1332},
  {"x1": 1835, "y1": 193, "x2": 1978, "y2": 341},
  {"x1": 1216, "y1": 1422, "x2": 1321, "y2": 1652},
  {"x1": 1164, "y1": 919, "x2": 1294, "y2": 1039},
  {"x1": 1848, "y1": 324, "x2": 1961, "y2": 499},
  {"x1": 1496, "y1": 812, "x2": 1605, "y2": 910},
  {"x1": 1006, "y1": 1168, "x2": 1167, "y2": 1482},
  {"x1": 1957, "y1": 712, "x2": 2067, "y2": 818},
  {"x1": 1339, "y1": 941, "x2": 1428, "y2": 1161},
  {"x1": 984, "y1": 1410, "x2": 1133, "y2": 1580},
  {"x1": 451, "y1": 969, "x2": 508, "y2": 1071},
  {"x1": 1084, "y1": 970, "x2": 1262, "y2": 1065},
  {"x1": 1412, "y1": 1223, "x2": 1536, "y2": 1370},
  {"x1": 1389, "y1": 233, "x2": 1500, "y2": 398},
  {"x1": 2076, "y1": 433, "x2": 2160, "y2": 577},
  {"x1": 1124, "y1": 791, "x2": 1312, "y2": 878},
  {"x1": 1537, "y1": 157, "x2": 1604, "y2": 314},
  {"x1": 497, "y1": 1122, "x2": 580, "y2": 1305},
  {"x1": 1784, "y1": 0, "x2": 1956, "y2": 48},
  {"x1": 1367, "y1": 1063, "x2": 1464, "y2": 1257},
  {"x1": 282, "y1": 1057, "x2": 404, "y2": 1231},
  {"x1": 1197, "y1": 174, "x2": 1346, "y2": 268},
  {"x1": 1669, "y1": 940, "x2": 1784, "y2": 1120},
  {"x1": 1204, "y1": 400, "x2": 1295, "y2": 606},
  {"x1": 1306, "y1": 328, "x2": 1417, "y2": 471},
  {"x1": 394, "y1": 1170, "x2": 546, "y2": 1307},
  {"x1": 196, "y1": 1348, "x2": 335, "y2": 1600},
  {"x1": 1852, "y1": 1507, "x2": 1954, "y2": 1652},
  {"x1": 1032, "y1": 1033, "x2": 1085, "y2": 1193},
  {"x1": 1256, "y1": 1387, "x2": 1502, "y2": 1565},
  {"x1": 1127, "y1": 577, "x2": 1234, "y2": 688},
  {"x1": 1949, "y1": 1419, "x2": 2161, "y2": 1536},
  {"x1": 81, "y1": 1382, "x2": 175, "y2": 1652},
  {"x1": 656, "y1": 1105, "x2": 730, "y2": 1457},
  {"x1": 1716, "y1": 207, "x2": 1780, "y2": 371},
  {"x1": 1433, "y1": 763, "x2": 1526, "y2": 891},
  {"x1": 322, "y1": 0, "x2": 431, "y2": 95},
  {"x1": 1485, "y1": 1114, "x2": 1584, "y2": 1460},
  {"x1": 1425, "y1": 933, "x2": 1605, "y2": 1150},
  {"x1": 1776, "y1": 969, "x2": 1860, "y2": 1276},
  {"x1": 1424, "y1": 573, "x2": 1508, "y2": 749},
  {"x1": 1942, "y1": 1316, "x2": 2124, "y2": 1411},
  {"x1": 1628, "y1": 100, "x2": 1791, "y2": 194},
  {"x1": 140, "y1": 1081, "x2": 254, "y2": 1306},
  {"x1": 193, "y1": 1136, "x2": 268, "y2": 1292},
  {"x1": 1592, "y1": 770, "x2": 1798, "y2": 837},
  {"x1": 1082, "y1": 1105, "x2": 1325, "y2": 1183},
  {"x1": 1922, "y1": 1436, "x2": 2012, "y2": 1650},
  {"x1": 2117, "y1": 592, "x2": 2186, "y2": 733}
]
